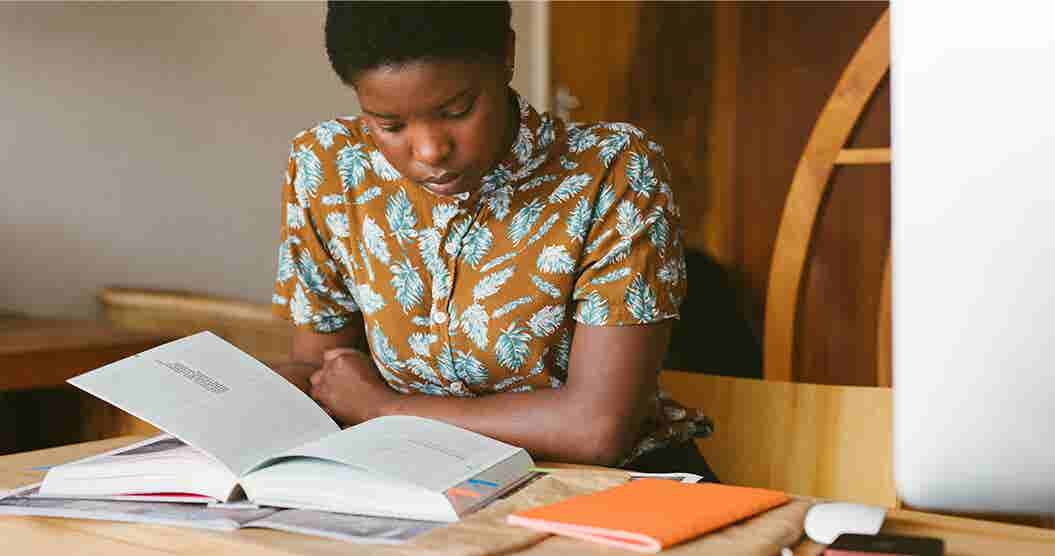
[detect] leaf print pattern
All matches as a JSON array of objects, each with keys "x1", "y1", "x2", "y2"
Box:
[
  {"x1": 453, "y1": 350, "x2": 489, "y2": 386},
  {"x1": 313, "y1": 120, "x2": 348, "y2": 150},
  {"x1": 389, "y1": 258, "x2": 425, "y2": 313},
  {"x1": 479, "y1": 251, "x2": 518, "y2": 273},
  {"x1": 576, "y1": 291, "x2": 610, "y2": 326},
  {"x1": 537, "y1": 244, "x2": 576, "y2": 274},
  {"x1": 568, "y1": 127, "x2": 598, "y2": 153},
  {"x1": 593, "y1": 183, "x2": 616, "y2": 220},
  {"x1": 325, "y1": 212, "x2": 350, "y2": 238},
  {"x1": 327, "y1": 237, "x2": 354, "y2": 274},
  {"x1": 648, "y1": 206, "x2": 670, "y2": 253},
  {"x1": 295, "y1": 251, "x2": 329, "y2": 296},
  {"x1": 473, "y1": 266, "x2": 516, "y2": 301},
  {"x1": 322, "y1": 193, "x2": 345, "y2": 206},
  {"x1": 290, "y1": 283, "x2": 313, "y2": 325},
  {"x1": 537, "y1": 116, "x2": 555, "y2": 148},
  {"x1": 521, "y1": 174, "x2": 557, "y2": 192},
  {"x1": 432, "y1": 203, "x2": 461, "y2": 229},
  {"x1": 362, "y1": 216, "x2": 391, "y2": 264},
  {"x1": 495, "y1": 322, "x2": 532, "y2": 370},
  {"x1": 531, "y1": 275, "x2": 562, "y2": 298},
  {"x1": 514, "y1": 123, "x2": 534, "y2": 164},
  {"x1": 357, "y1": 240, "x2": 375, "y2": 282},
  {"x1": 369, "y1": 324, "x2": 404, "y2": 371},
  {"x1": 525, "y1": 213, "x2": 561, "y2": 247},
  {"x1": 293, "y1": 145, "x2": 323, "y2": 207},
  {"x1": 625, "y1": 274, "x2": 660, "y2": 323},
  {"x1": 626, "y1": 152, "x2": 657, "y2": 198},
  {"x1": 385, "y1": 188, "x2": 418, "y2": 246},
  {"x1": 598, "y1": 133, "x2": 629, "y2": 168},
  {"x1": 658, "y1": 258, "x2": 680, "y2": 285},
  {"x1": 353, "y1": 187, "x2": 382, "y2": 205},
  {"x1": 555, "y1": 329, "x2": 572, "y2": 374},
  {"x1": 355, "y1": 283, "x2": 386, "y2": 315},
  {"x1": 276, "y1": 238, "x2": 296, "y2": 283},
  {"x1": 408, "y1": 332, "x2": 437, "y2": 357},
  {"x1": 492, "y1": 296, "x2": 534, "y2": 319},
  {"x1": 460, "y1": 224, "x2": 493, "y2": 267},
  {"x1": 370, "y1": 150, "x2": 401, "y2": 181},
  {"x1": 460, "y1": 303, "x2": 490, "y2": 350},
  {"x1": 616, "y1": 200, "x2": 644, "y2": 238},
  {"x1": 486, "y1": 187, "x2": 512, "y2": 221},
  {"x1": 566, "y1": 197, "x2": 592, "y2": 243},
  {"x1": 528, "y1": 305, "x2": 565, "y2": 337},
  {"x1": 286, "y1": 203, "x2": 305, "y2": 230},
  {"x1": 548, "y1": 173, "x2": 591, "y2": 204},
  {"x1": 508, "y1": 197, "x2": 545, "y2": 245},
  {"x1": 591, "y1": 267, "x2": 631, "y2": 285}
]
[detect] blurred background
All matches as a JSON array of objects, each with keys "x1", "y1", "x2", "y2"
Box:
[{"x1": 1, "y1": 1, "x2": 890, "y2": 453}]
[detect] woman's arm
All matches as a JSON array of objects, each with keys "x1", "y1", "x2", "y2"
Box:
[
  {"x1": 272, "y1": 319, "x2": 367, "y2": 393},
  {"x1": 310, "y1": 321, "x2": 671, "y2": 466}
]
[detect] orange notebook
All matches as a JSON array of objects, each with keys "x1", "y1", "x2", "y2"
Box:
[{"x1": 506, "y1": 479, "x2": 790, "y2": 553}]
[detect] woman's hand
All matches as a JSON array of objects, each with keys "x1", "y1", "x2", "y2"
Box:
[{"x1": 309, "y1": 348, "x2": 396, "y2": 426}]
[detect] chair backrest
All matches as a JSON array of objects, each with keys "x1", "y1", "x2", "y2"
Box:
[
  {"x1": 98, "y1": 286, "x2": 291, "y2": 367},
  {"x1": 660, "y1": 370, "x2": 896, "y2": 506},
  {"x1": 762, "y1": 9, "x2": 892, "y2": 384}
]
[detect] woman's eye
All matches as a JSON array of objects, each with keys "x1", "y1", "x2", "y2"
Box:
[
  {"x1": 379, "y1": 122, "x2": 404, "y2": 133},
  {"x1": 444, "y1": 103, "x2": 474, "y2": 119}
]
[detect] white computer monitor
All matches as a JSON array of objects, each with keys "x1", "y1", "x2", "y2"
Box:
[{"x1": 892, "y1": 0, "x2": 1055, "y2": 515}]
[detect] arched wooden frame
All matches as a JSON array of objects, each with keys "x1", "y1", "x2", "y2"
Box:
[{"x1": 763, "y1": 9, "x2": 892, "y2": 383}]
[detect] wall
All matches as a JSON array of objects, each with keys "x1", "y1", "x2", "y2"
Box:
[{"x1": 0, "y1": 1, "x2": 547, "y2": 320}]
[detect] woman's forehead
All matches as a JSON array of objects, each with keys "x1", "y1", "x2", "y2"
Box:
[{"x1": 355, "y1": 58, "x2": 496, "y2": 118}]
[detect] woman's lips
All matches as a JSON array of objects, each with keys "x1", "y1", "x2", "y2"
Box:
[{"x1": 422, "y1": 172, "x2": 464, "y2": 194}]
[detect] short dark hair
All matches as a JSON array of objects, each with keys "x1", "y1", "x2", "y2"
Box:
[{"x1": 325, "y1": 1, "x2": 513, "y2": 85}]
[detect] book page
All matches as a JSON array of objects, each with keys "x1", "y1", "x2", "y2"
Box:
[
  {"x1": 68, "y1": 331, "x2": 339, "y2": 476},
  {"x1": 263, "y1": 415, "x2": 529, "y2": 492},
  {"x1": 246, "y1": 508, "x2": 443, "y2": 544}
]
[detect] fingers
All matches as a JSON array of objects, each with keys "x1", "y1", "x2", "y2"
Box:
[{"x1": 323, "y1": 347, "x2": 360, "y2": 361}]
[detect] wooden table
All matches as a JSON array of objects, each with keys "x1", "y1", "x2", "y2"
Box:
[
  {"x1": 0, "y1": 316, "x2": 171, "y2": 392},
  {"x1": 1, "y1": 437, "x2": 1053, "y2": 555}
]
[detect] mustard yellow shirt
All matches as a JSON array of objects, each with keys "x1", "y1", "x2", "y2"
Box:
[{"x1": 273, "y1": 93, "x2": 709, "y2": 462}]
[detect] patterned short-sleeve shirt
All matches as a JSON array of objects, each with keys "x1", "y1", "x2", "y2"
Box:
[{"x1": 273, "y1": 92, "x2": 708, "y2": 461}]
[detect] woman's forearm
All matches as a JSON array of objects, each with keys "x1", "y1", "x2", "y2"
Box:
[{"x1": 377, "y1": 385, "x2": 643, "y2": 466}]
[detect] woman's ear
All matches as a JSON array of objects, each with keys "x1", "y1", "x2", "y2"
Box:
[{"x1": 504, "y1": 29, "x2": 517, "y2": 83}]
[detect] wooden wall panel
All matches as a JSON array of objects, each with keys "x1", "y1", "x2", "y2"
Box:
[{"x1": 551, "y1": 2, "x2": 890, "y2": 385}]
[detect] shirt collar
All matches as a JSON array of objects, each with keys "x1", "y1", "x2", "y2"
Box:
[{"x1": 477, "y1": 90, "x2": 546, "y2": 198}]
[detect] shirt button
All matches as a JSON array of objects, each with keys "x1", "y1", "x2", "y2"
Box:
[{"x1": 432, "y1": 310, "x2": 448, "y2": 325}]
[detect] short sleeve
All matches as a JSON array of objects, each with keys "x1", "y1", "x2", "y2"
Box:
[
  {"x1": 572, "y1": 138, "x2": 687, "y2": 326},
  {"x1": 271, "y1": 140, "x2": 360, "y2": 333}
]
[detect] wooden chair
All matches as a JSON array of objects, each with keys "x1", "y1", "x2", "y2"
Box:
[
  {"x1": 98, "y1": 286, "x2": 291, "y2": 366},
  {"x1": 660, "y1": 371, "x2": 895, "y2": 506},
  {"x1": 763, "y1": 9, "x2": 893, "y2": 385}
]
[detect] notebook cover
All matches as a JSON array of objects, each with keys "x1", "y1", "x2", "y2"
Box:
[{"x1": 506, "y1": 479, "x2": 790, "y2": 553}]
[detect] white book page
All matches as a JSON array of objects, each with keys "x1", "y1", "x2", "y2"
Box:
[
  {"x1": 68, "y1": 332, "x2": 339, "y2": 476},
  {"x1": 260, "y1": 415, "x2": 526, "y2": 492},
  {"x1": 246, "y1": 508, "x2": 443, "y2": 543},
  {"x1": 38, "y1": 437, "x2": 240, "y2": 501}
]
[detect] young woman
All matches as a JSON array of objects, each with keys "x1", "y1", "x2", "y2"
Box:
[{"x1": 271, "y1": 1, "x2": 715, "y2": 479}]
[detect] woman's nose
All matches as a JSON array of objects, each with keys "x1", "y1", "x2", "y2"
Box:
[{"x1": 412, "y1": 127, "x2": 452, "y2": 167}]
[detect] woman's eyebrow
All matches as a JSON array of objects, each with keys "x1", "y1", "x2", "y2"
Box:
[{"x1": 361, "y1": 88, "x2": 474, "y2": 120}]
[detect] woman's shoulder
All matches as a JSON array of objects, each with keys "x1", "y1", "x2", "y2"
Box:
[
  {"x1": 287, "y1": 116, "x2": 373, "y2": 155},
  {"x1": 558, "y1": 118, "x2": 668, "y2": 170}
]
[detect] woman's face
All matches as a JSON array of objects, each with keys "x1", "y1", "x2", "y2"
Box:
[{"x1": 354, "y1": 57, "x2": 514, "y2": 197}]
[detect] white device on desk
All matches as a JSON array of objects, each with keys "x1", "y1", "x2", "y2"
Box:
[
  {"x1": 804, "y1": 502, "x2": 886, "y2": 545},
  {"x1": 892, "y1": 0, "x2": 1055, "y2": 515}
]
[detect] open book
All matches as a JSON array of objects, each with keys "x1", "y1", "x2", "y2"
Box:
[{"x1": 37, "y1": 332, "x2": 534, "y2": 522}]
